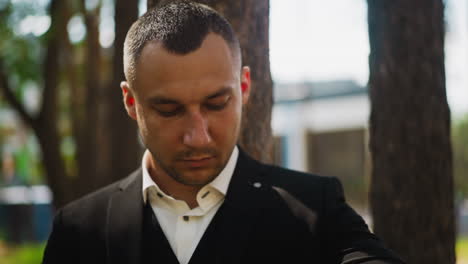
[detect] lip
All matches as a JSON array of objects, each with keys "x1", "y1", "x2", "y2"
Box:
[{"x1": 181, "y1": 156, "x2": 214, "y2": 168}]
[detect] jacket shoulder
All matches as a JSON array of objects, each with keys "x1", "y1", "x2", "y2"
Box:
[
  {"x1": 262, "y1": 163, "x2": 332, "y2": 184},
  {"x1": 43, "y1": 170, "x2": 141, "y2": 264},
  {"x1": 59, "y1": 170, "x2": 141, "y2": 225},
  {"x1": 260, "y1": 163, "x2": 336, "y2": 202}
]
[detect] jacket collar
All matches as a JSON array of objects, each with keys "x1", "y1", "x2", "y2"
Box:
[
  {"x1": 107, "y1": 169, "x2": 144, "y2": 264},
  {"x1": 189, "y1": 149, "x2": 270, "y2": 263},
  {"x1": 223, "y1": 148, "x2": 267, "y2": 210},
  {"x1": 106, "y1": 148, "x2": 269, "y2": 264}
]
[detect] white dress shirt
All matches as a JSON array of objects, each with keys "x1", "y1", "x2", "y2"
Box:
[{"x1": 142, "y1": 147, "x2": 238, "y2": 264}]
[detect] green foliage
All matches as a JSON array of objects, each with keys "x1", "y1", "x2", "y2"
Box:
[
  {"x1": 453, "y1": 114, "x2": 468, "y2": 198},
  {"x1": 0, "y1": 1, "x2": 45, "y2": 93},
  {"x1": 0, "y1": 1, "x2": 52, "y2": 185},
  {"x1": 0, "y1": 243, "x2": 45, "y2": 264},
  {"x1": 457, "y1": 236, "x2": 468, "y2": 262}
]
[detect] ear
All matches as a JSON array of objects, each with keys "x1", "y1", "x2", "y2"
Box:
[
  {"x1": 240, "y1": 66, "x2": 251, "y2": 105},
  {"x1": 121, "y1": 81, "x2": 137, "y2": 120}
]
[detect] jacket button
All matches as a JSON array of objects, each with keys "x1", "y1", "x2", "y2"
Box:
[{"x1": 253, "y1": 182, "x2": 262, "y2": 188}]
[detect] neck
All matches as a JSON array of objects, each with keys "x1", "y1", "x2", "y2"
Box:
[{"x1": 147, "y1": 158, "x2": 201, "y2": 209}]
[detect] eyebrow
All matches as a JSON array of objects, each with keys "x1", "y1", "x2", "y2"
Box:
[
  {"x1": 148, "y1": 86, "x2": 233, "y2": 105},
  {"x1": 148, "y1": 97, "x2": 179, "y2": 105},
  {"x1": 206, "y1": 86, "x2": 232, "y2": 100}
]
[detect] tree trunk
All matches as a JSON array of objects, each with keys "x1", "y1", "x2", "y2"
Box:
[
  {"x1": 36, "y1": 0, "x2": 72, "y2": 208},
  {"x1": 1, "y1": 0, "x2": 140, "y2": 207},
  {"x1": 367, "y1": 1, "x2": 455, "y2": 263},
  {"x1": 0, "y1": 0, "x2": 76, "y2": 208},
  {"x1": 105, "y1": 0, "x2": 141, "y2": 183},
  {"x1": 147, "y1": 0, "x2": 273, "y2": 163},
  {"x1": 73, "y1": 1, "x2": 106, "y2": 195}
]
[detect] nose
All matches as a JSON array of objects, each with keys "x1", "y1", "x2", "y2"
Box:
[{"x1": 183, "y1": 111, "x2": 212, "y2": 148}]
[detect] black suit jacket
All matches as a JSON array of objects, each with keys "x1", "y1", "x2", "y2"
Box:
[{"x1": 43, "y1": 150, "x2": 404, "y2": 264}]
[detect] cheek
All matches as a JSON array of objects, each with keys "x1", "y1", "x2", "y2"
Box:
[
  {"x1": 137, "y1": 106, "x2": 180, "y2": 147},
  {"x1": 136, "y1": 107, "x2": 160, "y2": 143},
  {"x1": 211, "y1": 106, "x2": 242, "y2": 143},
  {"x1": 135, "y1": 109, "x2": 150, "y2": 145}
]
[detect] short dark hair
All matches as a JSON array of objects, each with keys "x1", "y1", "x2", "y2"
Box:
[{"x1": 123, "y1": 0, "x2": 241, "y2": 84}]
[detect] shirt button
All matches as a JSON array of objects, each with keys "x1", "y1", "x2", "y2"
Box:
[{"x1": 183, "y1": 216, "x2": 189, "y2": 222}]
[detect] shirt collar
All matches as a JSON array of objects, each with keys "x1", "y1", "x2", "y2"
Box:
[{"x1": 142, "y1": 146, "x2": 239, "y2": 204}]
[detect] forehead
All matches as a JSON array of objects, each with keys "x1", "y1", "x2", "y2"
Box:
[{"x1": 134, "y1": 33, "x2": 238, "y2": 99}]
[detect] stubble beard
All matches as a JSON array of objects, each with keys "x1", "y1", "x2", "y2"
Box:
[{"x1": 152, "y1": 149, "x2": 224, "y2": 187}]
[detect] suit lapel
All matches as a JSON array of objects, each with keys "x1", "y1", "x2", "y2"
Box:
[
  {"x1": 189, "y1": 150, "x2": 268, "y2": 264},
  {"x1": 107, "y1": 170, "x2": 144, "y2": 264},
  {"x1": 142, "y1": 201, "x2": 180, "y2": 264},
  {"x1": 105, "y1": 150, "x2": 269, "y2": 264}
]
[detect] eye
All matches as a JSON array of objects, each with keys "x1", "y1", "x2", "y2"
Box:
[
  {"x1": 153, "y1": 104, "x2": 183, "y2": 117},
  {"x1": 205, "y1": 95, "x2": 230, "y2": 111}
]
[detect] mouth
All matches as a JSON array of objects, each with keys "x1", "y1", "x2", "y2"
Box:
[
  {"x1": 180, "y1": 156, "x2": 214, "y2": 168},
  {"x1": 184, "y1": 156, "x2": 212, "y2": 161}
]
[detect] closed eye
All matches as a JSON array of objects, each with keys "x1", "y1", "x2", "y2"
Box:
[
  {"x1": 153, "y1": 104, "x2": 183, "y2": 117},
  {"x1": 205, "y1": 95, "x2": 230, "y2": 111}
]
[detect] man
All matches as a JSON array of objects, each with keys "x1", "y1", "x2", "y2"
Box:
[{"x1": 43, "y1": 1, "x2": 404, "y2": 263}]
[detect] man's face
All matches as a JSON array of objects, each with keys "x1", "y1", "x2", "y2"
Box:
[{"x1": 122, "y1": 33, "x2": 250, "y2": 187}]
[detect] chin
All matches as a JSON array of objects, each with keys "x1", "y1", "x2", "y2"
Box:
[{"x1": 174, "y1": 168, "x2": 220, "y2": 186}]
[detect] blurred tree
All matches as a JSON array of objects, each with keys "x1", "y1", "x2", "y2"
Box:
[
  {"x1": 0, "y1": 0, "x2": 140, "y2": 208},
  {"x1": 0, "y1": 0, "x2": 73, "y2": 207},
  {"x1": 105, "y1": 0, "x2": 140, "y2": 183},
  {"x1": 147, "y1": 0, "x2": 274, "y2": 163},
  {"x1": 69, "y1": 0, "x2": 105, "y2": 197},
  {"x1": 368, "y1": 0, "x2": 455, "y2": 263}
]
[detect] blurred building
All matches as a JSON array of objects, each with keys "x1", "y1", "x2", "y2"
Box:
[
  {"x1": 272, "y1": 80, "x2": 370, "y2": 208},
  {"x1": 272, "y1": 80, "x2": 468, "y2": 235}
]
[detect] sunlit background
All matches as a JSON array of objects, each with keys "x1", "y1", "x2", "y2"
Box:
[
  {"x1": 0, "y1": 0, "x2": 467, "y2": 262},
  {"x1": 271, "y1": 0, "x2": 468, "y2": 116}
]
